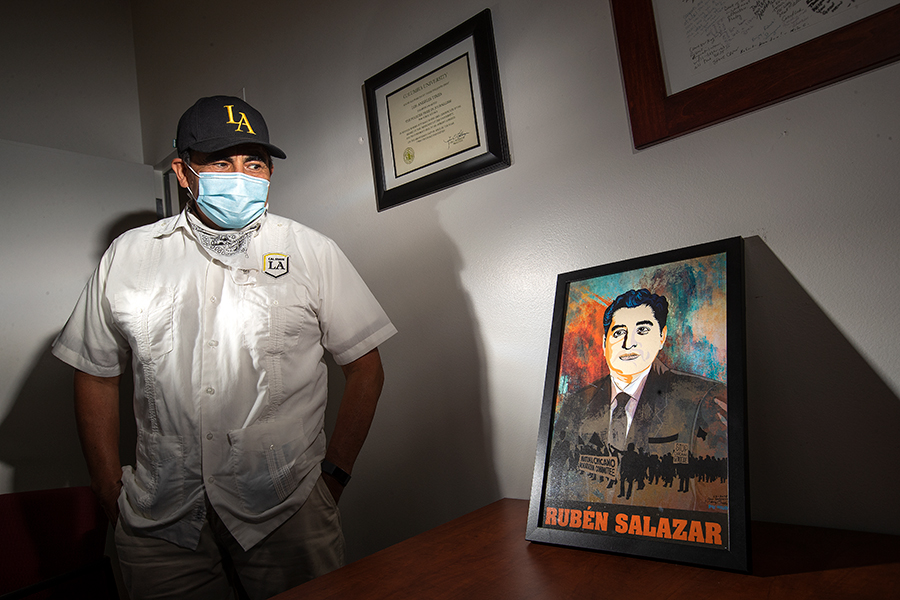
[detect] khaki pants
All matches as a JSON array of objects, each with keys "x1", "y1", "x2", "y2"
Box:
[{"x1": 115, "y1": 476, "x2": 345, "y2": 600}]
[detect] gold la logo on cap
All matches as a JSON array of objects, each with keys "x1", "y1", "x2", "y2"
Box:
[{"x1": 224, "y1": 105, "x2": 256, "y2": 135}]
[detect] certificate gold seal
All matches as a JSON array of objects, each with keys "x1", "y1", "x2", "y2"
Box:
[{"x1": 403, "y1": 147, "x2": 415, "y2": 164}]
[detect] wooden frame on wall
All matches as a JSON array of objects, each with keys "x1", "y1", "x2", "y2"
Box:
[{"x1": 610, "y1": 0, "x2": 900, "y2": 149}]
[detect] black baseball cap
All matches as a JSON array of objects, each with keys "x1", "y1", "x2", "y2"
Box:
[{"x1": 175, "y1": 95, "x2": 287, "y2": 159}]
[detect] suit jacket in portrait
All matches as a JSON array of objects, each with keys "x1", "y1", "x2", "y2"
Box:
[{"x1": 551, "y1": 359, "x2": 728, "y2": 511}]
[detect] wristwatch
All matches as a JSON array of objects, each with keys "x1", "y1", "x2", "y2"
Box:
[{"x1": 321, "y1": 460, "x2": 351, "y2": 486}]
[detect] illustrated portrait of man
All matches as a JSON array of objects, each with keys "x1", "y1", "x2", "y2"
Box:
[{"x1": 549, "y1": 288, "x2": 728, "y2": 513}]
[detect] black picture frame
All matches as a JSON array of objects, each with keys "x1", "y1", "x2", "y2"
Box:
[
  {"x1": 527, "y1": 237, "x2": 750, "y2": 572},
  {"x1": 363, "y1": 9, "x2": 510, "y2": 211},
  {"x1": 610, "y1": 0, "x2": 900, "y2": 149}
]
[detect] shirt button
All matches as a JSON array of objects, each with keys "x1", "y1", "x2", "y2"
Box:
[
  {"x1": 207, "y1": 476, "x2": 215, "y2": 484},
  {"x1": 210, "y1": 296, "x2": 217, "y2": 304},
  {"x1": 208, "y1": 340, "x2": 218, "y2": 347},
  {"x1": 207, "y1": 433, "x2": 214, "y2": 440},
  {"x1": 206, "y1": 387, "x2": 215, "y2": 395}
]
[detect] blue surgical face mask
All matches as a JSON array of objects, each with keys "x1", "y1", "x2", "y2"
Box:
[{"x1": 188, "y1": 165, "x2": 269, "y2": 230}]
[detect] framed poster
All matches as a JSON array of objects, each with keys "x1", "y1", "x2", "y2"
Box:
[
  {"x1": 610, "y1": 0, "x2": 900, "y2": 148},
  {"x1": 363, "y1": 9, "x2": 510, "y2": 211},
  {"x1": 527, "y1": 237, "x2": 749, "y2": 572}
]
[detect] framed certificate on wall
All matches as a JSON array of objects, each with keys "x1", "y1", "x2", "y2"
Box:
[{"x1": 363, "y1": 9, "x2": 510, "y2": 211}]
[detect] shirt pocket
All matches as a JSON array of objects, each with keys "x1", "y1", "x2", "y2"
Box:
[
  {"x1": 112, "y1": 287, "x2": 176, "y2": 363},
  {"x1": 241, "y1": 286, "x2": 314, "y2": 355},
  {"x1": 125, "y1": 429, "x2": 186, "y2": 520},
  {"x1": 227, "y1": 420, "x2": 319, "y2": 515}
]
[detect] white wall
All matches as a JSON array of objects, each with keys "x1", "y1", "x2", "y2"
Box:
[
  {"x1": 2, "y1": 0, "x2": 898, "y2": 568},
  {"x1": 0, "y1": 0, "x2": 153, "y2": 491},
  {"x1": 0, "y1": 139, "x2": 155, "y2": 490},
  {"x1": 0, "y1": 1, "x2": 143, "y2": 163}
]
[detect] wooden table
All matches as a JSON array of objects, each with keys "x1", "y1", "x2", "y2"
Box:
[{"x1": 273, "y1": 498, "x2": 900, "y2": 599}]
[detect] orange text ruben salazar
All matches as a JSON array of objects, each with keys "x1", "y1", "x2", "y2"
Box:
[{"x1": 544, "y1": 507, "x2": 723, "y2": 546}]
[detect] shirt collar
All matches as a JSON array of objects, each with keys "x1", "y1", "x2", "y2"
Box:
[
  {"x1": 610, "y1": 369, "x2": 650, "y2": 405},
  {"x1": 151, "y1": 208, "x2": 188, "y2": 238},
  {"x1": 156, "y1": 206, "x2": 265, "y2": 271},
  {"x1": 609, "y1": 370, "x2": 649, "y2": 427},
  {"x1": 153, "y1": 206, "x2": 268, "y2": 238}
]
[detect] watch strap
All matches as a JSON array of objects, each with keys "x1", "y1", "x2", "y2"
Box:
[{"x1": 321, "y1": 459, "x2": 351, "y2": 486}]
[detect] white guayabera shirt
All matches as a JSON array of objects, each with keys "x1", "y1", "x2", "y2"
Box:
[{"x1": 53, "y1": 210, "x2": 397, "y2": 550}]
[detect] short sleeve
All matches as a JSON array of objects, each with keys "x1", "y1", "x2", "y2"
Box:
[
  {"x1": 313, "y1": 239, "x2": 396, "y2": 365},
  {"x1": 52, "y1": 245, "x2": 130, "y2": 377}
]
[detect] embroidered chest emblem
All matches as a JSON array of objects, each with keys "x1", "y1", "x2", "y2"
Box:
[{"x1": 263, "y1": 253, "x2": 289, "y2": 278}]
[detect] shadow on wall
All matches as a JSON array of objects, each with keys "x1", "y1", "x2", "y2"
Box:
[
  {"x1": 0, "y1": 344, "x2": 138, "y2": 495},
  {"x1": 0, "y1": 211, "x2": 157, "y2": 493},
  {"x1": 743, "y1": 236, "x2": 900, "y2": 535},
  {"x1": 323, "y1": 201, "x2": 501, "y2": 563}
]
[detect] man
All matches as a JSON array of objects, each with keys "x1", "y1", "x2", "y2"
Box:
[
  {"x1": 554, "y1": 288, "x2": 727, "y2": 511},
  {"x1": 52, "y1": 96, "x2": 397, "y2": 599}
]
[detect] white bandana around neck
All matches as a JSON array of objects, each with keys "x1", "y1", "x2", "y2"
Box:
[{"x1": 187, "y1": 206, "x2": 264, "y2": 260}]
